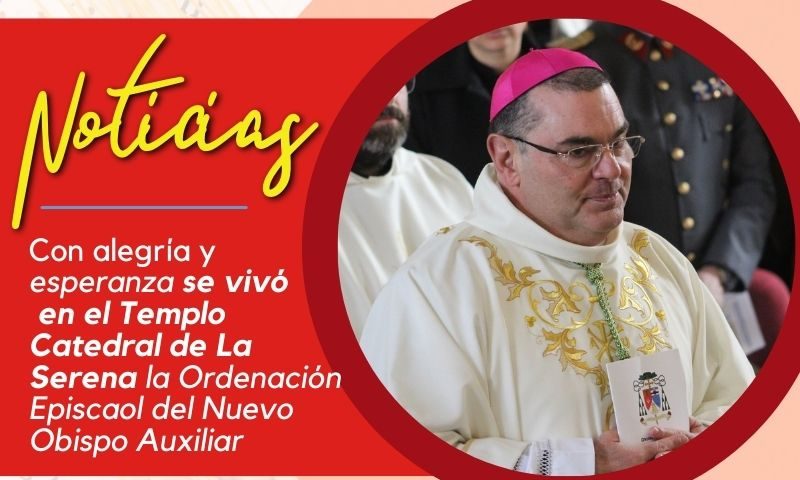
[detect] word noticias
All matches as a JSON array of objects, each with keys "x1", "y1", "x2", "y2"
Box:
[{"x1": 12, "y1": 33, "x2": 319, "y2": 229}]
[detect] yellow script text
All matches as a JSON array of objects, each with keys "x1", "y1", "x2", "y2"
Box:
[{"x1": 12, "y1": 33, "x2": 319, "y2": 229}]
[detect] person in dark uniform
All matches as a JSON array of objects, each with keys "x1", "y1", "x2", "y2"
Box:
[
  {"x1": 562, "y1": 22, "x2": 786, "y2": 362},
  {"x1": 405, "y1": 23, "x2": 538, "y2": 184}
]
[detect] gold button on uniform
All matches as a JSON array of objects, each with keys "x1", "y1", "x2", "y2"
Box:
[
  {"x1": 671, "y1": 147, "x2": 685, "y2": 160},
  {"x1": 686, "y1": 252, "x2": 696, "y2": 262},
  {"x1": 725, "y1": 123, "x2": 733, "y2": 133},
  {"x1": 650, "y1": 49, "x2": 662, "y2": 61},
  {"x1": 677, "y1": 182, "x2": 691, "y2": 195},
  {"x1": 657, "y1": 80, "x2": 670, "y2": 91},
  {"x1": 663, "y1": 112, "x2": 677, "y2": 125},
  {"x1": 722, "y1": 158, "x2": 730, "y2": 170},
  {"x1": 682, "y1": 217, "x2": 695, "y2": 230},
  {"x1": 713, "y1": 89, "x2": 722, "y2": 99}
]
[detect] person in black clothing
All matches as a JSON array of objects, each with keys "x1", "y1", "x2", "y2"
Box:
[
  {"x1": 564, "y1": 22, "x2": 787, "y2": 363},
  {"x1": 405, "y1": 23, "x2": 538, "y2": 184}
]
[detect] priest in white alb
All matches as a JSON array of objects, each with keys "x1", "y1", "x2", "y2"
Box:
[
  {"x1": 338, "y1": 81, "x2": 473, "y2": 337},
  {"x1": 360, "y1": 49, "x2": 754, "y2": 475}
]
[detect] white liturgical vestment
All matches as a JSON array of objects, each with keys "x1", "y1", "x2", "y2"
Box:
[
  {"x1": 338, "y1": 147, "x2": 473, "y2": 337},
  {"x1": 360, "y1": 165, "x2": 754, "y2": 475}
]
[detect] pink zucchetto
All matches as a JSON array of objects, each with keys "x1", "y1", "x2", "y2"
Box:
[{"x1": 489, "y1": 48, "x2": 603, "y2": 121}]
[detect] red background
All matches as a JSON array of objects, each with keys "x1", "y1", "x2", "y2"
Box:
[
  {"x1": 0, "y1": 19, "x2": 424, "y2": 474},
  {"x1": 1, "y1": 0, "x2": 798, "y2": 477}
]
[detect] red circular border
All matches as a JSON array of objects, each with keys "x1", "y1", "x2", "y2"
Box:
[{"x1": 303, "y1": 0, "x2": 799, "y2": 478}]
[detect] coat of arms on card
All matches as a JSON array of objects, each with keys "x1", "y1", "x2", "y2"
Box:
[{"x1": 634, "y1": 371, "x2": 672, "y2": 425}]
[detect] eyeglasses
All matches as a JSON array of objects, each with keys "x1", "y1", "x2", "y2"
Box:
[{"x1": 507, "y1": 135, "x2": 646, "y2": 169}]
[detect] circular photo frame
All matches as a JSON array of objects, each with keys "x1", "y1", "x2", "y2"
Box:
[{"x1": 304, "y1": 0, "x2": 798, "y2": 477}]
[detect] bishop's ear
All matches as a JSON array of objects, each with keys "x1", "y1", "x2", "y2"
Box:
[{"x1": 487, "y1": 133, "x2": 521, "y2": 188}]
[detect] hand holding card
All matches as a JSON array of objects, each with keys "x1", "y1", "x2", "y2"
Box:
[
  {"x1": 594, "y1": 425, "x2": 692, "y2": 473},
  {"x1": 607, "y1": 349, "x2": 690, "y2": 444}
]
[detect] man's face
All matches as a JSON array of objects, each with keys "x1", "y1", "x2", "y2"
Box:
[
  {"x1": 468, "y1": 23, "x2": 528, "y2": 55},
  {"x1": 353, "y1": 86, "x2": 410, "y2": 176},
  {"x1": 499, "y1": 84, "x2": 631, "y2": 246}
]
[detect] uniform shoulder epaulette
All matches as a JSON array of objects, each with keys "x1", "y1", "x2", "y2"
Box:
[{"x1": 547, "y1": 29, "x2": 596, "y2": 50}]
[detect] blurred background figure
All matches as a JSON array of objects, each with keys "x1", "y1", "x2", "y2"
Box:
[
  {"x1": 405, "y1": 22, "x2": 536, "y2": 184},
  {"x1": 528, "y1": 18, "x2": 591, "y2": 46},
  {"x1": 558, "y1": 21, "x2": 790, "y2": 365},
  {"x1": 406, "y1": 20, "x2": 590, "y2": 185},
  {"x1": 338, "y1": 83, "x2": 473, "y2": 337}
]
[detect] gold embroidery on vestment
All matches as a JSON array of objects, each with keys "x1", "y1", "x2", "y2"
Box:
[
  {"x1": 463, "y1": 231, "x2": 672, "y2": 399},
  {"x1": 605, "y1": 404, "x2": 615, "y2": 431},
  {"x1": 631, "y1": 229, "x2": 651, "y2": 258}
]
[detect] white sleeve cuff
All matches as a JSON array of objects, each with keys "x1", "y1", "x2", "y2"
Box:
[{"x1": 515, "y1": 438, "x2": 595, "y2": 476}]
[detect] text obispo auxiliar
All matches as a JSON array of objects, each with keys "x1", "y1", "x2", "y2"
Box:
[{"x1": 27, "y1": 237, "x2": 342, "y2": 457}]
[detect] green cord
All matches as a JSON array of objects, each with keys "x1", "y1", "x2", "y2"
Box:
[{"x1": 577, "y1": 262, "x2": 631, "y2": 361}]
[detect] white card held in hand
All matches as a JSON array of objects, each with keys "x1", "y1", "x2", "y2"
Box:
[{"x1": 606, "y1": 349, "x2": 689, "y2": 444}]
